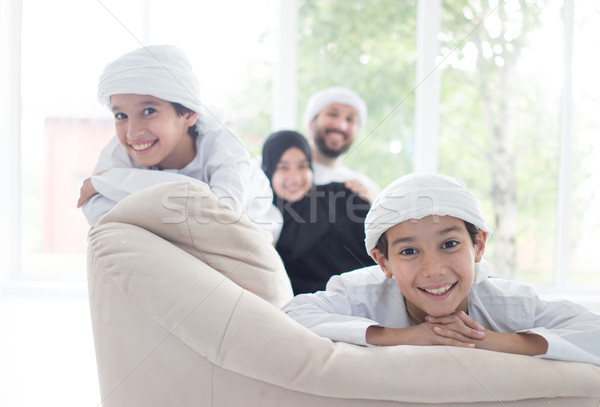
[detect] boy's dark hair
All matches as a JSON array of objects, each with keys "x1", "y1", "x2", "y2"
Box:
[
  {"x1": 374, "y1": 220, "x2": 479, "y2": 259},
  {"x1": 171, "y1": 102, "x2": 198, "y2": 137}
]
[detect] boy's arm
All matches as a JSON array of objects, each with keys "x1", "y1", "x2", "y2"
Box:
[
  {"x1": 425, "y1": 313, "x2": 548, "y2": 355},
  {"x1": 282, "y1": 275, "x2": 381, "y2": 346},
  {"x1": 78, "y1": 135, "x2": 132, "y2": 219},
  {"x1": 523, "y1": 298, "x2": 600, "y2": 365},
  {"x1": 283, "y1": 295, "x2": 378, "y2": 346},
  {"x1": 429, "y1": 296, "x2": 600, "y2": 365},
  {"x1": 475, "y1": 331, "x2": 548, "y2": 356},
  {"x1": 90, "y1": 168, "x2": 209, "y2": 203},
  {"x1": 368, "y1": 313, "x2": 546, "y2": 354},
  {"x1": 80, "y1": 169, "x2": 209, "y2": 226}
]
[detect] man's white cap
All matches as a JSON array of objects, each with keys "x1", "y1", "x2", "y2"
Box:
[{"x1": 303, "y1": 87, "x2": 367, "y2": 129}]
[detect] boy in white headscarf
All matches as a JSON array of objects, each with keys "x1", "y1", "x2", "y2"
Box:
[
  {"x1": 77, "y1": 45, "x2": 281, "y2": 241},
  {"x1": 283, "y1": 173, "x2": 600, "y2": 366}
]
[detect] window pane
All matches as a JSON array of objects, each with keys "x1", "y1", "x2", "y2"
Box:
[
  {"x1": 569, "y1": 1, "x2": 600, "y2": 285},
  {"x1": 439, "y1": 1, "x2": 564, "y2": 283},
  {"x1": 297, "y1": 0, "x2": 417, "y2": 187},
  {"x1": 20, "y1": 0, "x2": 144, "y2": 274},
  {"x1": 20, "y1": 0, "x2": 275, "y2": 274},
  {"x1": 147, "y1": 0, "x2": 276, "y2": 156}
]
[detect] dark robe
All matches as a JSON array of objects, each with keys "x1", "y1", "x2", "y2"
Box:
[{"x1": 275, "y1": 182, "x2": 375, "y2": 294}]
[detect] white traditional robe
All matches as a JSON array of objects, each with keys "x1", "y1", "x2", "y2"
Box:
[{"x1": 283, "y1": 265, "x2": 600, "y2": 366}]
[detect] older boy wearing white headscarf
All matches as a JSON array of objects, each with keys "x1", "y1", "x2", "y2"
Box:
[
  {"x1": 303, "y1": 87, "x2": 380, "y2": 202},
  {"x1": 283, "y1": 173, "x2": 600, "y2": 366},
  {"x1": 77, "y1": 45, "x2": 282, "y2": 241}
]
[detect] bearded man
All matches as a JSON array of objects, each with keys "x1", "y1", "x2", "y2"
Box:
[{"x1": 303, "y1": 87, "x2": 380, "y2": 203}]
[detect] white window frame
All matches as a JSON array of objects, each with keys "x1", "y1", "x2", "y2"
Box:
[
  {"x1": 272, "y1": 0, "x2": 298, "y2": 130},
  {"x1": 554, "y1": 0, "x2": 573, "y2": 290},
  {"x1": 0, "y1": 0, "x2": 23, "y2": 294},
  {"x1": 413, "y1": 0, "x2": 441, "y2": 174}
]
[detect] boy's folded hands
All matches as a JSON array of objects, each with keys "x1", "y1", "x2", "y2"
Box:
[
  {"x1": 366, "y1": 310, "x2": 485, "y2": 348},
  {"x1": 366, "y1": 310, "x2": 548, "y2": 357}
]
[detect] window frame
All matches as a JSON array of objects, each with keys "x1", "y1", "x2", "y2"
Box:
[{"x1": 0, "y1": 0, "x2": 23, "y2": 294}]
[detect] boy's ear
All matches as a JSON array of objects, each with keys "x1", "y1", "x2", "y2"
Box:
[
  {"x1": 370, "y1": 248, "x2": 392, "y2": 279},
  {"x1": 185, "y1": 111, "x2": 199, "y2": 127},
  {"x1": 474, "y1": 230, "x2": 488, "y2": 263}
]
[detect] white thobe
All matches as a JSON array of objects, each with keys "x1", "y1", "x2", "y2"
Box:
[
  {"x1": 82, "y1": 128, "x2": 282, "y2": 241},
  {"x1": 283, "y1": 265, "x2": 600, "y2": 366}
]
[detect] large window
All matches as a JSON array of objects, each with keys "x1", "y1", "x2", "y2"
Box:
[
  {"x1": 437, "y1": 0, "x2": 600, "y2": 288},
  {"x1": 13, "y1": 0, "x2": 277, "y2": 281},
  {"x1": 569, "y1": 1, "x2": 600, "y2": 286},
  {"x1": 3, "y1": 0, "x2": 599, "y2": 296},
  {"x1": 438, "y1": 0, "x2": 566, "y2": 283},
  {"x1": 296, "y1": 0, "x2": 600, "y2": 292},
  {"x1": 297, "y1": 0, "x2": 417, "y2": 185}
]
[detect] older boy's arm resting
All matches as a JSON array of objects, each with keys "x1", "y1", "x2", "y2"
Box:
[
  {"x1": 477, "y1": 331, "x2": 548, "y2": 356},
  {"x1": 79, "y1": 169, "x2": 209, "y2": 226}
]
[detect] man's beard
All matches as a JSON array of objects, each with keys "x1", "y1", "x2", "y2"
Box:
[{"x1": 314, "y1": 129, "x2": 351, "y2": 158}]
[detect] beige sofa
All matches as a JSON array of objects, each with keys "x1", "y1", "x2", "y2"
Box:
[{"x1": 87, "y1": 182, "x2": 600, "y2": 406}]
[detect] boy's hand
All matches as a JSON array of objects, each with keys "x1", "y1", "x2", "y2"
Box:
[
  {"x1": 367, "y1": 310, "x2": 548, "y2": 357},
  {"x1": 429, "y1": 311, "x2": 548, "y2": 355},
  {"x1": 77, "y1": 177, "x2": 98, "y2": 208},
  {"x1": 77, "y1": 171, "x2": 107, "y2": 208},
  {"x1": 366, "y1": 311, "x2": 485, "y2": 347},
  {"x1": 424, "y1": 311, "x2": 486, "y2": 345}
]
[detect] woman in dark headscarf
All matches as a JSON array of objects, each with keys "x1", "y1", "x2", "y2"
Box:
[{"x1": 262, "y1": 130, "x2": 374, "y2": 294}]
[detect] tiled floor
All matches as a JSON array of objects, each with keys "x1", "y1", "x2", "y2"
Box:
[{"x1": 0, "y1": 293, "x2": 101, "y2": 407}]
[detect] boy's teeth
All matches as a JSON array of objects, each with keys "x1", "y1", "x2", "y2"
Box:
[
  {"x1": 132, "y1": 142, "x2": 153, "y2": 151},
  {"x1": 423, "y1": 285, "x2": 452, "y2": 295}
]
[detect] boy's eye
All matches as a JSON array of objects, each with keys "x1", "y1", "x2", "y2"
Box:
[
  {"x1": 114, "y1": 112, "x2": 127, "y2": 120},
  {"x1": 143, "y1": 108, "x2": 156, "y2": 115},
  {"x1": 400, "y1": 248, "x2": 417, "y2": 256},
  {"x1": 442, "y1": 241, "x2": 459, "y2": 249}
]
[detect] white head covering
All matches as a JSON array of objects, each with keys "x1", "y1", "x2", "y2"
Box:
[
  {"x1": 97, "y1": 44, "x2": 221, "y2": 132},
  {"x1": 365, "y1": 173, "x2": 492, "y2": 283},
  {"x1": 303, "y1": 87, "x2": 367, "y2": 129}
]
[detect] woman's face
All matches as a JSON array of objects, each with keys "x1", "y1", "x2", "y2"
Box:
[{"x1": 271, "y1": 147, "x2": 313, "y2": 202}]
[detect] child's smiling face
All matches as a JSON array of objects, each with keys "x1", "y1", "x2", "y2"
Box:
[
  {"x1": 111, "y1": 94, "x2": 198, "y2": 170},
  {"x1": 371, "y1": 215, "x2": 487, "y2": 324}
]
